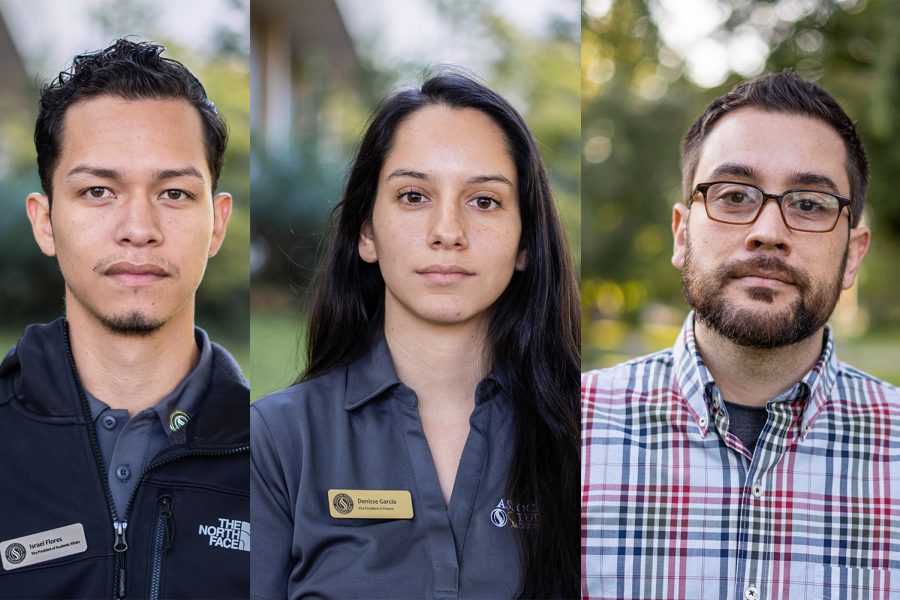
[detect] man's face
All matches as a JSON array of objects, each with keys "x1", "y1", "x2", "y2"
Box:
[
  {"x1": 26, "y1": 95, "x2": 231, "y2": 335},
  {"x1": 671, "y1": 108, "x2": 870, "y2": 348}
]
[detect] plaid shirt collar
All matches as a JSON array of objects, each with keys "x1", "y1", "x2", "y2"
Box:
[{"x1": 672, "y1": 311, "x2": 840, "y2": 438}]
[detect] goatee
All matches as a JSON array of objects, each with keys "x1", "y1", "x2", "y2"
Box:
[{"x1": 681, "y1": 238, "x2": 846, "y2": 348}]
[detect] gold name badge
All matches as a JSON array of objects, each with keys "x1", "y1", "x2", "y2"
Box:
[{"x1": 328, "y1": 489, "x2": 414, "y2": 519}]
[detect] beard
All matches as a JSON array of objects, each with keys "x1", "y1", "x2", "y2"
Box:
[
  {"x1": 681, "y1": 235, "x2": 847, "y2": 349},
  {"x1": 100, "y1": 311, "x2": 165, "y2": 336}
]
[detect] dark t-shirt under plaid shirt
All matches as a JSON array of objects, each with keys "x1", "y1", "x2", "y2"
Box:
[{"x1": 582, "y1": 313, "x2": 900, "y2": 600}]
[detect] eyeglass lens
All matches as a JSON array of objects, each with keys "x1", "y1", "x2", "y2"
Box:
[{"x1": 702, "y1": 182, "x2": 841, "y2": 231}]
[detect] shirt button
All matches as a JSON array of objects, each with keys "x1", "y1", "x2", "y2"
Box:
[
  {"x1": 115, "y1": 465, "x2": 131, "y2": 481},
  {"x1": 744, "y1": 585, "x2": 760, "y2": 600},
  {"x1": 698, "y1": 416, "x2": 707, "y2": 427},
  {"x1": 102, "y1": 415, "x2": 118, "y2": 430},
  {"x1": 752, "y1": 482, "x2": 763, "y2": 498}
]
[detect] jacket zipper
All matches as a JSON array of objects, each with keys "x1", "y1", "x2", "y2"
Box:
[
  {"x1": 109, "y1": 445, "x2": 249, "y2": 598},
  {"x1": 62, "y1": 324, "x2": 249, "y2": 599},
  {"x1": 149, "y1": 495, "x2": 173, "y2": 600},
  {"x1": 63, "y1": 327, "x2": 124, "y2": 600}
]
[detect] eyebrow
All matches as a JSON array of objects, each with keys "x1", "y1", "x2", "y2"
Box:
[
  {"x1": 787, "y1": 171, "x2": 840, "y2": 193},
  {"x1": 707, "y1": 163, "x2": 841, "y2": 194},
  {"x1": 65, "y1": 165, "x2": 205, "y2": 182},
  {"x1": 386, "y1": 168, "x2": 513, "y2": 187},
  {"x1": 708, "y1": 163, "x2": 759, "y2": 180}
]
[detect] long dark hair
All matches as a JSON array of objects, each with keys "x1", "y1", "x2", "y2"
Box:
[{"x1": 303, "y1": 71, "x2": 579, "y2": 599}]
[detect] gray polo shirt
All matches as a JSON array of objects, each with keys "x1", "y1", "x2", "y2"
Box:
[
  {"x1": 87, "y1": 328, "x2": 213, "y2": 519},
  {"x1": 250, "y1": 334, "x2": 523, "y2": 600}
]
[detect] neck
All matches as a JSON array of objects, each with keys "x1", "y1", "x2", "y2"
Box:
[
  {"x1": 693, "y1": 318, "x2": 824, "y2": 407},
  {"x1": 66, "y1": 298, "x2": 199, "y2": 415},
  {"x1": 383, "y1": 305, "x2": 489, "y2": 411}
]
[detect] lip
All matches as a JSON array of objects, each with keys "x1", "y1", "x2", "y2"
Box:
[
  {"x1": 104, "y1": 262, "x2": 169, "y2": 287},
  {"x1": 417, "y1": 264, "x2": 475, "y2": 285},
  {"x1": 734, "y1": 271, "x2": 793, "y2": 288}
]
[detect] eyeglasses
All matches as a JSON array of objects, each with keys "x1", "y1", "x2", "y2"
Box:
[{"x1": 690, "y1": 181, "x2": 852, "y2": 233}]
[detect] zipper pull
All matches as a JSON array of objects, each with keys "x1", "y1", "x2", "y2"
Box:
[
  {"x1": 161, "y1": 497, "x2": 175, "y2": 552},
  {"x1": 113, "y1": 521, "x2": 128, "y2": 552}
]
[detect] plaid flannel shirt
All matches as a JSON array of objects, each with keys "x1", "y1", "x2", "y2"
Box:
[{"x1": 582, "y1": 314, "x2": 900, "y2": 600}]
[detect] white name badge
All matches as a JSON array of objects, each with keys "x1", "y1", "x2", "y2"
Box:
[{"x1": 1, "y1": 523, "x2": 88, "y2": 570}]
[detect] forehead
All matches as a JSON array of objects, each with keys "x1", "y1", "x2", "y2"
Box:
[
  {"x1": 382, "y1": 105, "x2": 515, "y2": 179},
  {"x1": 694, "y1": 107, "x2": 850, "y2": 194},
  {"x1": 56, "y1": 95, "x2": 209, "y2": 182}
]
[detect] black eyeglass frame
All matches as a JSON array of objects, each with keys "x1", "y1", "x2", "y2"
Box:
[{"x1": 689, "y1": 181, "x2": 853, "y2": 233}]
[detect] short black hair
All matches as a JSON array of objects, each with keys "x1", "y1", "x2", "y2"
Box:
[
  {"x1": 681, "y1": 70, "x2": 868, "y2": 226},
  {"x1": 35, "y1": 38, "x2": 228, "y2": 197}
]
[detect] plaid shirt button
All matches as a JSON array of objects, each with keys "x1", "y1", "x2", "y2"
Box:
[
  {"x1": 751, "y1": 482, "x2": 762, "y2": 498},
  {"x1": 744, "y1": 585, "x2": 759, "y2": 600}
]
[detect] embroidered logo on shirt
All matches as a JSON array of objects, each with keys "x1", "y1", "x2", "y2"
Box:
[
  {"x1": 490, "y1": 499, "x2": 538, "y2": 529},
  {"x1": 168, "y1": 409, "x2": 190, "y2": 432},
  {"x1": 197, "y1": 518, "x2": 250, "y2": 551},
  {"x1": 0, "y1": 524, "x2": 88, "y2": 571}
]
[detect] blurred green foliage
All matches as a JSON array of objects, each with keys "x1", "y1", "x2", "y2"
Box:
[{"x1": 583, "y1": 0, "x2": 900, "y2": 378}]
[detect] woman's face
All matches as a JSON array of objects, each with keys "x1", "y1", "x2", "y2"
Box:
[{"x1": 359, "y1": 105, "x2": 525, "y2": 329}]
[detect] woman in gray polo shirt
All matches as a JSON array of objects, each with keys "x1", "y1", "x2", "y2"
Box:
[{"x1": 251, "y1": 72, "x2": 579, "y2": 599}]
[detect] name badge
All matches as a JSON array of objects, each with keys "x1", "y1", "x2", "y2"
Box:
[
  {"x1": 328, "y1": 489, "x2": 414, "y2": 519},
  {"x1": 1, "y1": 523, "x2": 88, "y2": 571}
]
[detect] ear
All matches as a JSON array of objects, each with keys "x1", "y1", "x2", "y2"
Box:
[
  {"x1": 358, "y1": 219, "x2": 378, "y2": 263},
  {"x1": 671, "y1": 202, "x2": 690, "y2": 270},
  {"x1": 26, "y1": 193, "x2": 56, "y2": 257},
  {"x1": 514, "y1": 248, "x2": 527, "y2": 271},
  {"x1": 208, "y1": 193, "x2": 233, "y2": 257},
  {"x1": 841, "y1": 223, "x2": 870, "y2": 290}
]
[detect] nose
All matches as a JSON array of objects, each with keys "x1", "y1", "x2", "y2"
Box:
[
  {"x1": 428, "y1": 199, "x2": 467, "y2": 249},
  {"x1": 745, "y1": 197, "x2": 790, "y2": 252},
  {"x1": 116, "y1": 196, "x2": 162, "y2": 247}
]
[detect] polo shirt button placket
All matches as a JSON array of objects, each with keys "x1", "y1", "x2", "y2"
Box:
[{"x1": 116, "y1": 465, "x2": 131, "y2": 481}]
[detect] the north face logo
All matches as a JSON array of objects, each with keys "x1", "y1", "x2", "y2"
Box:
[{"x1": 198, "y1": 518, "x2": 250, "y2": 551}]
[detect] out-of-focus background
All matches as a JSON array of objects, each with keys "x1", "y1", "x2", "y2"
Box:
[
  {"x1": 0, "y1": 0, "x2": 250, "y2": 371},
  {"x1": 582, "y1": 0, "x2": 900, "y2": 382},
  {"x1": 250, "y1": 0, "x2": 581, "y2": 399}
]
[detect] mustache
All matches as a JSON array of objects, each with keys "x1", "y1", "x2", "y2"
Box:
[
  {"x1": 716, "y1": 256, "x2": 810, "y2": 291},
  {"x1": 93, "y1": 255, "x2": 181, "y2": 278}
]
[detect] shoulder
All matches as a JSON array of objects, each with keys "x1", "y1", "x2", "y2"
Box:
[
  {"x1": 582, "y1": 348, "x2": 676, "y2": 400},
  {"x1": 252, "y1": 368, "x2": 349, "y2": 435},
  {"x1": 833, "y1": 360, "x2": 900, "y2": 405}
]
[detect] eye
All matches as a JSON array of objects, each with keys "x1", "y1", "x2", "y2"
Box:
[
  {"x1": 83, "y1": 187, "x2": 113, "y2": 200},
  {"x1": 467, "y1": 195, "x2": 500, "y2": 211},
  {"x1": 721, "y1": 192, "x2": 747, "y2": 204},
  {"x1": 398, "y1": 190, "x2": 427, "y2": 205},
  {"x1": 790, "y1": 195, "x2": 829, "y2": 213},
  {"x1": 160, "y1": 189, "x2": 192, "y2": 201}
]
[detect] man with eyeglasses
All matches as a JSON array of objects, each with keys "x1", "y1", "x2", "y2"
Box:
[{"x1": 582, "y1": 71, "x2": 899, "y2": 599}]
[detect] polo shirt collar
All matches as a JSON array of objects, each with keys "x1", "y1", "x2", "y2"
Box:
[
  {"x1": 673, "y1": 312, "x2": 839, "y2": 433},
  {"x1": 342, "y1": 329, "x2": 505, "y2": 410},
  {"x1": 344, "y1": 332, "x2": 402, "y2": 410}
]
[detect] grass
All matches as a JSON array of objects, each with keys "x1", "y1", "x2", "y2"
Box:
[{"x1": 249, "y1": 310, "x2": 306, "y2": 401}]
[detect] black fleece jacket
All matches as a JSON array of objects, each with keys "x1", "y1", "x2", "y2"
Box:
[{"x1": 0, "y1": 319, "x2": 249, "y2": 599}]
